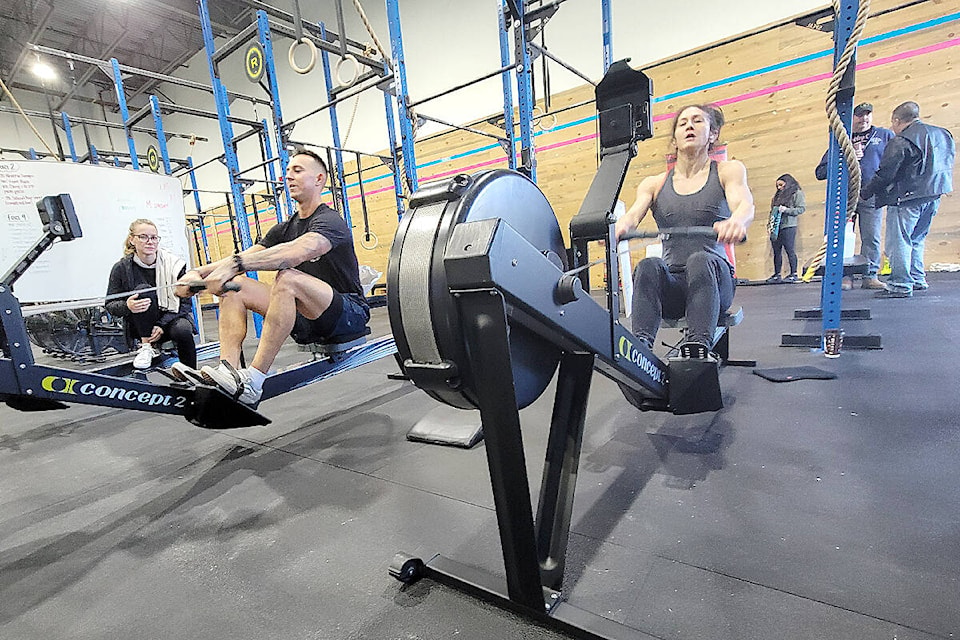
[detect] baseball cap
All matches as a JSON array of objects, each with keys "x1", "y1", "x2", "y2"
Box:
[{"x1": 853, "y1": 102, "x2": 873, "y2": 116}]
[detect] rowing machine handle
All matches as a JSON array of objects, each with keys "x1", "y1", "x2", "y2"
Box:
[
  {"x1": 184, "y1": 281, "x2": 242, "y2": 293},
  {"x1": 621, "y1": 226, "x2": 747, "y2": 243}
]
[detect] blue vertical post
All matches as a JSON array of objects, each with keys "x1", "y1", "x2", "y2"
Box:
[
  {"x1": 511, "y1": 0, "x2": 536, "y2": 182},
  {"x1": 601, "y1": 0, "x2": 613, "y2": 73},
  {"x1": 261, "y1": 118, "x2": 284, "y2": 223},
  {"x1": 198, "y1": 0, "x2": 252, "y2": 249},
  {"x1": 187, "y1": 157, "x2": 211, "y2": 264},
  {"x1": 149, "y1": 95, "x2": 172, "y2": 175},
  {"x1": 821, "y1": 1, "x2": 858, "y2": 349},
  {"x1": 28, "y1": 148, "x2": 37, "y2": 160},
  {"x1": 385, "y1": 0, "x2": 418, "y2": 192},
  {"x1": 381, "y1": 65, "x2": 405, "y2": 219},
  {"x1": 256, "y1": 10, "x2": 293, "y2": 220},
  {"x1": 111, "y1": 58, "x2": 139, "y2": 170},
  {"x1": 198, "y1": 0, "x2": 262, "y2": 337},
  {"x1": 319, "y1": 21, "x2": 352, "y2": 230},
  {"x1": 498, "y1": 3, "x2": 517, "y2": 171},
  {"x1": 60, "y1": 112, "x2": 78, "y2": 161},
  {"x1": 89, "y1": 144, "x2": 99, "y2": 164}
]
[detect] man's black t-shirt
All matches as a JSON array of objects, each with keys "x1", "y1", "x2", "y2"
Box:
[
  {"x1": 259, "y1": 204, "x2": 366, "y2": 303},
  {"x1": 852, "y1": 126, "x2": 873, "y2": 149}
]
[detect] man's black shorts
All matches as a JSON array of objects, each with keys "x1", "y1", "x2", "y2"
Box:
[{"x1": 290, "y1": 291, "x2": 370, "y2": 344}]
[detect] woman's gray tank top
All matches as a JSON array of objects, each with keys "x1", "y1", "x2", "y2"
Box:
[{"x1": 650, "y1": 161, "x2": 732, "y2": 269}]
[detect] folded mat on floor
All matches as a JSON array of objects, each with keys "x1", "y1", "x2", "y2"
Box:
[{"x1": 752, "y1": 366, "x2": 837, "y2": 382}]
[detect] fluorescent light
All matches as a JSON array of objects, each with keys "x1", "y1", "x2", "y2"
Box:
[{"x1": 32, "y1": 62, "x2": 57, "y2": 81}]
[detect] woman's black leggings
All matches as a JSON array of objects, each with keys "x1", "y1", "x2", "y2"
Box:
[
  {"x1": 771, "y1": 226, "x2": 798, "y2": 275},
  {"x1": 128, "y1": 286, "x2": 197, "y2": 368}
]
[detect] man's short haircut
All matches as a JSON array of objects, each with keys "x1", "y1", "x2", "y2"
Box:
[
  {"x1": 292, "y1": 147, "x2": 329, "y2": 175},
  {"x1": 892, "y1": 101, "x2": 920, "y2": 123}
]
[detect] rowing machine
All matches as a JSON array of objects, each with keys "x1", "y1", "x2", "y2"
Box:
[{"x1": 386, "y1": 60, "x2": 730, "y2": 639}]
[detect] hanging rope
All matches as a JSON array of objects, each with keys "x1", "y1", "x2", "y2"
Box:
[
  {"x1": 348, "y1": 0, "x2": 419, "y2": 141},
  {"x1": 350, "y1": 0, "x2": 391, "y2": 69},
  {"x1": 802, "y1": 0, "x2": 871, "y2": 282},
  {"x1": 0, "y1": 76, "x2": 61, "y2": 160}
]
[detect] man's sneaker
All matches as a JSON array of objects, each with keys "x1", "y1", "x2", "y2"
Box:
[
  {"x1": 678, "y1": 341, "x2": 711, "y2": 359},
  {"x1": 169, "y1": 362, "x2": 206, "y2": 385},
  {"x1": 841, "y1": 277, "x2": 853, "y2": 290},
  {"x1": 765, "y1": 274, "x2": 782, "y2": 283},
  {"x1": 132, "y1": 344, "x2": 158, "y2": 369},
  {"x1": 913, "y1": 282, "x2": 929, "y2": 291},
  {"x1": 861, "y1": 277, "x2": 886, "y2": 290},
  {"x1": 200, "y1": 361, "x2": 262, "y2": 406},
  {"x1": 783, "y1": 274, "x2": 799, "y2": 283}
]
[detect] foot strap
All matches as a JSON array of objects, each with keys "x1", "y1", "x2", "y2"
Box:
[
  {"x1": 679, "y1": 342, "x2": 710, "y2": 359},
  {"x1": 219, "y1": 360, "x2": 246, "y2": 401}
]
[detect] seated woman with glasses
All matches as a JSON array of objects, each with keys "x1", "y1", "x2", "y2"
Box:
[{"x1": 105, "y1": 218, "x2": 197, "y2": 369}]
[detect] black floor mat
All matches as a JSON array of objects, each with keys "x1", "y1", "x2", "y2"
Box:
[{"x1": 752, "y1": 366, "x2": 837, "y2": 382}]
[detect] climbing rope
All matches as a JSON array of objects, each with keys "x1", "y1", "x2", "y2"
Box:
[
  {"x1": 350, "y1": 0, "x2": 391, "y2": 70},
  {"x1": 802, "y1": 0, "x2": 871, "y2": 282},
  {"x1": 0, "y1": 76, "x2": 61, "y2": 160}
]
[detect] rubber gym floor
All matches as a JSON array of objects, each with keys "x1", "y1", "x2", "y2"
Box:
[{"x1": 1, "y1": 273, "x2": 958, "y2": 640}]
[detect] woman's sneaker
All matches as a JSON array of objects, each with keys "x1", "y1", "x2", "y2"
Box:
[{"x1": 132, "y1": 344, "x2": 158, "y2": 369}]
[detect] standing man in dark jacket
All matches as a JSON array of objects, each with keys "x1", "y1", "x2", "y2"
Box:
[
  {"x1": 860, "y1": 101, "x2": 956, "y2": 298},
  {"x1": 816, "y1": 102, "x2": 895, "y2": 289}
]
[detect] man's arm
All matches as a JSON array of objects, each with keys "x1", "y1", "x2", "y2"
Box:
[
  {"x1": 716, "y1": 160, "x2": 755, "y2": 244},
  {"x1": 861, "y1": 138, "x2": 908, "y2": 200},
  {"x1": 176, "y1": 243, "x2": 266, "y2": 296},
  {"x1": 614, "y1": 173, "x2": 663, "y2": 240},
  {"x1": 814, "y1": 149, "x2": 829, "y2": 181},
  {"x1": 200, "y1": 232, "x2": 333, "y2": 294}
]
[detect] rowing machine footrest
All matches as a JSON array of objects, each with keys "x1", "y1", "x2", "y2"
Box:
[
  {"x1": 662, "y1": 306, "x2": 744, "y2": 363},
  {"x1": 184, "y1": 386, "x2": 271, "y2": 429},
  {"x1": 668, "y1": 356, "x2": 722, "y2": 415}
]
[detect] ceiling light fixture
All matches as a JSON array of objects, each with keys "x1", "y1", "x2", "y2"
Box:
[{"x1": 32, "y1": 61, "x2": 57, "y2": 81}]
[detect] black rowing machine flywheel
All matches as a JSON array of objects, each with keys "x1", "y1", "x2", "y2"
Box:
[{"x1": 387, "y1": 169, "x2": 567, "y2": 410}]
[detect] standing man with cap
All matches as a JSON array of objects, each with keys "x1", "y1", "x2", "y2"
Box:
[
  {"x1": 860, "y1": 101, "x2": 955, "y2": 298},
  {"x1": 816, "y1": 102, "x2": 895, "y2": 289}
]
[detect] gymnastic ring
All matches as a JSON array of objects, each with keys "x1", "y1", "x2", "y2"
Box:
[
  {"x1": 288, "y1": 37, "x2": 317, "y2": 74},
  {"x1": 335, "y1": 53, "x2": 361, "y2": 88},
  {"x1": 537, "y1": 112, "x2": 558, "y2": 132},
  {"x1": 360, "y1": 230, "x2": 379, "y2": 250}
]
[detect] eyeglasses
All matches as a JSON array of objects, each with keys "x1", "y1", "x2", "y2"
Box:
[{"x1": 133, "y1": 234, "x2": 161, "y2": 242}]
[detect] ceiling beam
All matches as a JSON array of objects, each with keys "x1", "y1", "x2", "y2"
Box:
[
  {"x1": 136, "y1": 0, "x2": 240, "y2": 37},
  {"x1": 7, "y1": 79, "x2": 117, "y2": 109},
  {"x1": 2, "y1": 1, "x2": 56, "y2": 94},
  {"x1": 126, "y1": 48, "x2": 196, "y2": 104},
  {"x1": 54, "y1": 28, "x2": 129, "y2": 111}
]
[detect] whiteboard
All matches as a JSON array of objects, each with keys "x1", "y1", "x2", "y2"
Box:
[{"x1": 0, "y1": 160, "x2": 190, "y2": 304}]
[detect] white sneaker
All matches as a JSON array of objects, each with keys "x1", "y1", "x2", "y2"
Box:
[
  {"x1": 200, "y1": 361, "x2": 263, "y2": 406},
  {"x1": 133, "y1": 344, "x2": 157, "y2": 369},
  {"x1": 169, "y1": 362, "x2": 206, "y2": 385}
]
